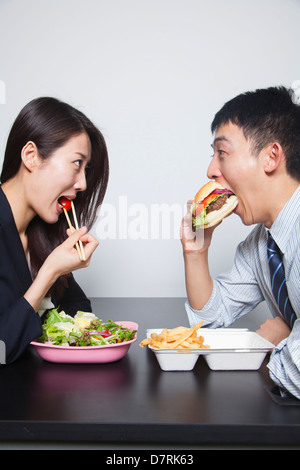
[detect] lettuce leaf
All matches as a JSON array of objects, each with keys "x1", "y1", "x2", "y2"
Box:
[{"x1": 192, "y1": 193, "x2": 224, "y2": 229}]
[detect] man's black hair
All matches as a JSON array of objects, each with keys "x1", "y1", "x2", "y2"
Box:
[{"x1": 211, "y1": 86, "x2": 300, "y2": 181}]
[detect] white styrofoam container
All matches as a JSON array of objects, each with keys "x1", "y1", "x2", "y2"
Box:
[
  {"x1": 147, "y1": 328, "x2": 274, "y2": 371},
  {"x1": 147, "y1": 328, "x2": 204, "y2": 371}
]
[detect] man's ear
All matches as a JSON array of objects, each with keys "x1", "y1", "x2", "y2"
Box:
[
  {"x1": 263, "y1": 143, "x2": 284, "y2": 174},
  {"x1": 21, "y1": 141, "x2": 40, "y2": 172}
]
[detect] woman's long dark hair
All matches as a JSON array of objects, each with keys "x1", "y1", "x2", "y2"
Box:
[{"x1": 1, "y1": 97, "x2": 109, "y2": 299}]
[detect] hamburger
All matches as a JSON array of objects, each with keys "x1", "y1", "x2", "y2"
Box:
[{"x1": 192, "y1": 181, "x2": 238, "y2": 230}]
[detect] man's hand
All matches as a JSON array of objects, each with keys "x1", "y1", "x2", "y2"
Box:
[
  {"x1": 256, "y1": 316, "x2": 291, "y2": 346},
  {"x1": 180, "y1": 200, "x2": 220, "y2": 253}
]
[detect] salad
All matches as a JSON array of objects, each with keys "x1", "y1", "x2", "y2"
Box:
[{"x1": 37, "y1": 308, "x2": 137, "y2": 347}]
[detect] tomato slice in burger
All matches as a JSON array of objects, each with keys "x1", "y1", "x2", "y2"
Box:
[
  {"x1": 194, "y1": 193, "x2": 219, "y2": 216},
  {"x1": 202, "y1": 193, "x2": 219, "y2": 207}
]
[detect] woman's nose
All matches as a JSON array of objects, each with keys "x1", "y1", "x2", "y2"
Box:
[
  {"x1": 74, "y1": 171, "x2": 87, "y2": 192},
  {"x1": 207, "y1": 154, "x2": 222, "y2": 180}
]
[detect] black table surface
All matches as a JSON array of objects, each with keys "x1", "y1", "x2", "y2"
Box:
[{"x1": 1, "y1": 297, "x2": 300, "y2": 448}]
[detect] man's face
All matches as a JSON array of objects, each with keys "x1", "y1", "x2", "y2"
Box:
[{"x1": 207, "y1": 122, "x2": 265, "y2": 226}]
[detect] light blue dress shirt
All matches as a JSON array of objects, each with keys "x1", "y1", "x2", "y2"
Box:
[{"x1": 186, "y1": 185, "x2": 300, "y2": 398}]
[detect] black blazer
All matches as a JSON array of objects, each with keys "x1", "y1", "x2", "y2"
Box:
[{"x1": 0, "y1": 187, "x2": 91, "y2": 364}]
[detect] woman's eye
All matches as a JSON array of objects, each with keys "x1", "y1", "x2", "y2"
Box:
[{"x1": 74, "y1": 160, "x2": 81, "y2": 168}]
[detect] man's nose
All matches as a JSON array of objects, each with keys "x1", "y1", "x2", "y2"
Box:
[{"x1": 207, "y1": 154, "x2": 222, "y2": 180}]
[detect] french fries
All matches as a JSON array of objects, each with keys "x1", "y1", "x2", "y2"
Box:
[{"x1": 139, "y1": 321, "x2": 210, "y2": 350}]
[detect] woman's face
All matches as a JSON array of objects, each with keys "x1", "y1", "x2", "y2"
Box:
[{"x1": 28, "y1": 132, "x2": 91, "y2": 224}]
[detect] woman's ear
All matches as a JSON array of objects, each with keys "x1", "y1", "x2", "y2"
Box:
[
  {"x1": 263, "y1": 143, "x2": 284, "y2": 174},
  {"x1": 21, "y1": 141, "x2": 40, "y2": 172}
]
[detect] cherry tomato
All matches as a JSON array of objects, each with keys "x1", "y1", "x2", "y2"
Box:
[
  {"x1": 100, "y1": 329, "x2": 110, "y2": 337},
  {"x1": 58, "y1": 197, "x2": 72, "y2": 211}
]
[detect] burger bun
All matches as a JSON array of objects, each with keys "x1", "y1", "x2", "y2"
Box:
[{"x1": 192, "y1": 181, "x2": 238, "y2": 229}]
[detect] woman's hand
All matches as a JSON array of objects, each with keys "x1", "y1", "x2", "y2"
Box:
[
  {"x1": 24, "y1": 227, "x2": 99, "y2": 312},
  {"x1": 45, "y1": 226, "x2": 99, "y2": 279}
]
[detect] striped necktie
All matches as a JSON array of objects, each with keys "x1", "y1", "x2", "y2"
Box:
[{"x1": 267, "y1": 231, "x2": 296, "y2": 328}]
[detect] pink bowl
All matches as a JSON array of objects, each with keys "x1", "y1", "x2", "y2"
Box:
[{"x1": 30, "y1": 321, "x2": 138, "y2": 364}]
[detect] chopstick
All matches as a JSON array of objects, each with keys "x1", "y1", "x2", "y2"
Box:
[
  {"x1": 62, "y1": 207, "x2": 85, "y2": 262},
  {"x1": 71, "y1": 201, "x2": 86, "y2": 261}
]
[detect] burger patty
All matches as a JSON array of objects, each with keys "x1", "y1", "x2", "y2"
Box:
[{"x1": 206, "y1": 194, "x2": 229, "y2": 214}]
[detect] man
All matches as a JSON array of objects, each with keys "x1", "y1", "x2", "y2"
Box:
[{"x1": 181, "y1": 86, "x2": 300, "y2": 399}]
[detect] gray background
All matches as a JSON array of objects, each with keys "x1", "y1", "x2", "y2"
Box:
[{"x1": 0, "y1": 0, "x2": 299, "y2": 324}]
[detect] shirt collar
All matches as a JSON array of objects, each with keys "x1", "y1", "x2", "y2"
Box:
[{"x1": 266, "y1": 184, "x2": 300, "y2": 253}]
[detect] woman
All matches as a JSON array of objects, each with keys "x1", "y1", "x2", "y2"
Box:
[{"x1": 0, "y1": 97, "x2": 109, "y2": 364}]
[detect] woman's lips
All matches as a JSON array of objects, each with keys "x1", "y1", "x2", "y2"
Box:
[{"x1": 56, "y1": 201, "x2": 64, "y2": 214}]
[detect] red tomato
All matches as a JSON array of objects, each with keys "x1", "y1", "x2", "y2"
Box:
[
  {"x1": 194, "y1": 193, "x2": 221, "y2": 216},
  {"x1": 100, "y1": 329, "x2": 110, "y2": 337},
  {"x1": 58, "y1": 197, "x2": 72, "y2": 211},
  {"x1": 201, "y1": 193, "x2": 219, "y2": 207}
]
